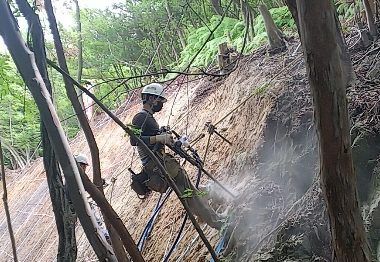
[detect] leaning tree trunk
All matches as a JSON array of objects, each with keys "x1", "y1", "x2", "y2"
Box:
[
  {"x1": 43, "y1": 1, "x2": 128, "y2": 260},
  {"x1": 14, "y1": 0, "x2": 78, "y2": 260},
  {"x1": 0, "y1": 2, "x2": 116, "y2": 260},
  {"x1": 295, "y1": 0, "x2": 371, "y2": 261},
  {"x1": 258, "y1": 3, "x2": 286, "y2": 54}
]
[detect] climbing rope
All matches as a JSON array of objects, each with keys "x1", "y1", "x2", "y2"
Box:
[
  {"x1": 137, "y1": 189, "x2": 173, "y2": 250},
  {"x1": 161, "y1": 165, "x2": 202, "y2": 262}
]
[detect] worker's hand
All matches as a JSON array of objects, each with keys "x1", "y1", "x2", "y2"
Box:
[
  {"x1": 154, "y1": 133, "x2": 174, "y2": 145},
  {"x1": 160, "y1": 126, "x2": 170, "y2": 133}
]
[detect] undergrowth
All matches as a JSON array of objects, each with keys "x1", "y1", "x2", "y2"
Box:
[{"x1": 177, "y1": 6, "x2": 294, "y2": 69}]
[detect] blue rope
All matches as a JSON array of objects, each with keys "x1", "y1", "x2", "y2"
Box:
[
  {"x1": 208, "y1": 230, "x2": 227, "y2": 262},
  {"x1": 161, "y1": 166, "x2": 202, "y2": 261},
  {"x1": 162, "y1": 214, "x2": 188, "y2": 262},
  {"x1": 137, "y1": 189, "x2": 173, "y2": 250}
]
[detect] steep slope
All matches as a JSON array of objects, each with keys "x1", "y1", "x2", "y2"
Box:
[
  {"x1": 0, "y1": 44, "x2": 281, "y2": 261},
  {"x1": 1, "y1": 38, "x2": 380, "y2": 262}
]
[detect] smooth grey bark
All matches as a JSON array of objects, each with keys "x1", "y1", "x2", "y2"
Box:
[
  {"x1": 210, "y1": 0, "x2": 223, "y2": 15},
  {"x1": 284, "y1": 0, "x2": 300, "y2": 36},
  {"x1": 0, "y1": 2, "x2": 116, "y2": 260}
]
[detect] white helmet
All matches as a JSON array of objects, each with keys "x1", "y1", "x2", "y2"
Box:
[
  {"x1": 74, "y1": 154, "x2": 89, "y2": 165},
  {"x1": 141, "y1": 83, "x2": 167, "y2": 102}
]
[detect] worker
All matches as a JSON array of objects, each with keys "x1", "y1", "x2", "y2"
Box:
[
  {"x1": 73, "y1": 154, "x2": 110, "y2": 243},
  {"x1": 75, "y1": 154, "x2": 89, "y2": 172},
  {"x1": 130, "y1": 83, "x2": 224, "y2": 229},
  {"x1": 66, "y1": 154, "x2": 91, "y2": 215}
]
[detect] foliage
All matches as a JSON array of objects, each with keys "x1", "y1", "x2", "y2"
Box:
[
  {"x1": 180, "y1": 188, "x2": 194, "y2": 198},
  {"x1": 57, "y1": 1, "x2": 295, "y2": 110},
  {"x1": 0, "y1": 54, "x2": 81, "y2": 167},
  {"x1": 178, "y1": 6, "x2": 294, "y2": 69},
  {"x1": 0, "y1": 54, "x2": 40, "y2": 165},
  {"x1": 335, "y1": 0, "x2": 362, "y2": 20}
]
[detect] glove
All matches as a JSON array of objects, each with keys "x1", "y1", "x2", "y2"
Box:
[
  {"x1": 154, "y1": 133, "x2": 173, "y2": 145},
  {"x1": 160, "y1": 126, "x2": 170, "y2": 133}
]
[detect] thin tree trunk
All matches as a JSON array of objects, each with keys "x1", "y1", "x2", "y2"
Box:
[
  {"x1": 238, "y1": 0, "x2": 255, "y2": 40},
  {"x1": 165, "y1": 1, "x2": 186, "y2": 49},
  {"x1": 14, "y1": 0, "x2": 78, "y2": 260},
  {"x1": 73, "y1": 0, "x2": 85, "y2": 110},
  {"x1": 0, "y1": 2, "x2": 116, "y2": 260},
  {"x1": 284, "y1": 0, "x2": 300, "y2": 37},
  {"x1": 363, "y1": 0, "x2": 378, "y2": 38},
  {"x1": 295, "y1": 0, "x2": 371, "y2": 261},
  {"x1": 258, "y1": 3, "x2": 286, "y2": 54},
  {"x1": 0, "y1": 140, "x2": 18, "y2": 262},
  {"x1": 177, "y1": 29, "x2": 187, "y2": 49},
  {"x1": 43, "y1": 1, "x2": 127, "y2": 260},
  {"x1": 210, "y1": 0, "x2": 223, "y2": 15},
  {"x1": 74, "y1": 0, "x2": 83, "y2": 83}
]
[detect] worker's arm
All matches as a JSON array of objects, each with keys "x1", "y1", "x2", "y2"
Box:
[
  {"x1": 130, "y1": 112, "x2": 152, "y2": 146},
  {"x1": 130, "y1": 112, "x2": 173, "y2": 146}
]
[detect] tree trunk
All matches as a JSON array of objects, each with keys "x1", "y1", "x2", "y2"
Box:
[
  {"x1": 239, "y1": 0, "x2": 254, "y2": 40},
  {"x1": 0, "y1": 140, "x2": 18, "y2": 261},
  {"x1": 258, "y1": 3, "x2": 286, "y2": 54},
  {"x1": 43, "y1": 1, "x2": 128, "y2": 260},
  {"x1": 14, "y1": 0, "x2": 78, "y2": 260},
  {"x1": 0, "y1": 2, "x2": 116, "y2": 260},
  {"x1": 165, "y1": 1, "x2": 186, "y2": 49},
  {"x1": 210, "y1": 0, "x2": 223, "y2": 15},
  {"x1": 295, "y1": 0, "x2": 371, "y2": 261},
  {"x1": 284, "y1": 0, "x2": 300, "y2": 36},
  {"x1": 73, "y1": 0, "x2": 85, "y2": 110},
  {"x1": 363, "y1": 0, "x2": 378, "y2": 38}
]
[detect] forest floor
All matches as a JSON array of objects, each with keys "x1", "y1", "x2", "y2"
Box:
[{"x1": 0, "y1": 35, "x2": 380, "y2": 262}]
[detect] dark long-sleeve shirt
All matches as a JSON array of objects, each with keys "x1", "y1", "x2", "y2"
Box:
[{"x1": 130, "y1": 109, "x2": 163, "y2": 165}]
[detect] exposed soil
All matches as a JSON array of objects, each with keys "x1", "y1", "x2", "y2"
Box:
[{"x1": 1, "y1": 37, "x2": 380, "y2": 262}]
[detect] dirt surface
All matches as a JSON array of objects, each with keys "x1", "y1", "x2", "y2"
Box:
[{"x1": 1, "y1": 37, "x2": 380, "y2": 262}]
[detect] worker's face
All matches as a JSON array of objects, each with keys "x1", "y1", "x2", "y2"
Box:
[
  {"x1": 150, "y1": 96, "x2": 165, "y2": 113},
  {"x1": 79, "y1": 163, "x2": 88, "y2": 172}
]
